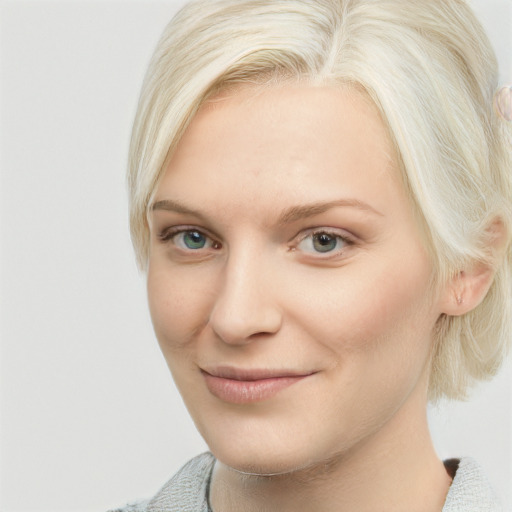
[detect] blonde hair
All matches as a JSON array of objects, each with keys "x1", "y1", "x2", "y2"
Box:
[{"x1": 128, "y1": 0, "x2": 512, "y2": 401}]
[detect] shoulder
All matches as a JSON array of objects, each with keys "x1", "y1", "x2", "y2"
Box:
[
  {"x1": 442, "y1": 458, "x2": 503, "y2": 512},
  {"x1": 107, "y1": 452, "x2": 215, "y2": 512}
]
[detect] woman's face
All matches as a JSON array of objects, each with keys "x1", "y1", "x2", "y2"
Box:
[{"x1": 147, "y1": 85, "x2": 446, "y2": 475}]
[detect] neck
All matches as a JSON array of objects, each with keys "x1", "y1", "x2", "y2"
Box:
[{"x1": 209, "y1": 392, "x2": 452, "y2": 512}]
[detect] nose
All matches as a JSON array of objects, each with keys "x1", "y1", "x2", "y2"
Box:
[{"x1": 209, "y1": 250, "x2": 283, "y2": 345}]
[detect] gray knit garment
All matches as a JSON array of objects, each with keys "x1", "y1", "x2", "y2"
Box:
[{"x1": 108, "y1": 453, "x2": 503, "y2": 512}]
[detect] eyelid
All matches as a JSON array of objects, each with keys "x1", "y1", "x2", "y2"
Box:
[
  {"x1": 292, "y1": 227, "x2": 355, "y2": 258},
  {"x1": 294, "y1": 226, "x2": 355, "y2": 243},
  {"x1": 158, "y1": 225, "x2": 221, "y2": 249}
]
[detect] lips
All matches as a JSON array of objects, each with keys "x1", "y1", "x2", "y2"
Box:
[{"x1": 201, "y1": 367, "x2": 314, "y2": 404}]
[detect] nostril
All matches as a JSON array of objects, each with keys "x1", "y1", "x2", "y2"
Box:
[{"x1": 209, "y1": 300, "x2": 282, "y2": 345}]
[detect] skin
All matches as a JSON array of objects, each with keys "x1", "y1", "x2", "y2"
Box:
[{"x1": 147, "y1": 85, "x2": 455, "y2": 511}]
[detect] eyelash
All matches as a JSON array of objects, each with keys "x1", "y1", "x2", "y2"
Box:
[
  {"x1": 157, "y1": 226, "x2": 354, "y2": 258},
  {"x1": 293, "y1": 229, "x2": 354, "y2": 258},
  {"x1": 158, "y1": 227, "x2": 222, "y2": 251}
]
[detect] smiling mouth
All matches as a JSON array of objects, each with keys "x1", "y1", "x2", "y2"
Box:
[{"x1": 201, "y1": 368, "x2": 315, "y2": 404}]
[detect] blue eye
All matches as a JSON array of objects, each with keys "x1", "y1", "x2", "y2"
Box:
[
  {"x1": 297, "y1": 231, "x2": 348, "y2": 255},
  {"x1": 312, "y1": 233, "x2": 338, "y2": 252},
  {"x1": 182, "y1": 231, "x2": 207, "y2": 249},
  {"x1": 170, "y1": 230, "x2": 218, "y2": 251}
]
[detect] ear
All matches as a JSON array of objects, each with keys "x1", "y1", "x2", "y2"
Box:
[
  {"x1": 440, "y1": 219, "x2": 508, "y2": 316},
  {"x1": 440, "y1": 266, "x2": 494, "y2": 316}
]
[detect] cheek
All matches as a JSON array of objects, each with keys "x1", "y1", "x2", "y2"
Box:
[
  {"x1": 146, "y1": 263, "x2": 215, "y2": 354},
  {"x1": 335, "y1": 265, "x2": 436, "y2": 407},
  {"x1": 297, "y1": 263, "x2": 436, "y2": 437},
  {"x1": 290, "y1": 255, "x2": 436, "y2": 359}
]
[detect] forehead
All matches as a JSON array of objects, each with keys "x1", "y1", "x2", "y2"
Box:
[
  {"x1": 197, "y1": 83, "x2": 393, "y2": 163},
  {"x1": 153, "y1": 84, "x2": 408, "y2": 227}
]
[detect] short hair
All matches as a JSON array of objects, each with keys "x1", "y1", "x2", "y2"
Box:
[{"x1": 128, "y1": 0, "x2": 512, "y2": 401}]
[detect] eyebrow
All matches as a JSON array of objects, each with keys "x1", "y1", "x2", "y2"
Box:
[
  {"x1": 151, "y1": 198, "x2": 383, "y2": 223},
  {"x1": 152, "y1": 199, "x2": 204, "y2": 216},
  {"x1": 276, "y1": 198, "x2": 383, "y2": 224}
]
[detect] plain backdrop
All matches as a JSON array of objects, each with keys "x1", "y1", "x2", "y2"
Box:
[{"x1": 0, "y1": 1, "x2": 511, "y2": 511}]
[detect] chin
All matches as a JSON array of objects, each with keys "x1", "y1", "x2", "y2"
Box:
[
  {"x1": 206, "y1": 431, "x2": 323, "y2": 476},
  {"x1": 187, "y1": 387, "x2": 346, "y2": 476},
  {"x1": 216, "y1": 451, "x2": 314, "y2": 476}
]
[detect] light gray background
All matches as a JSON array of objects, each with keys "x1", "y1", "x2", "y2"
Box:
[{"x1": 0, "y1": 1, "x2": 511, "y2": 511}]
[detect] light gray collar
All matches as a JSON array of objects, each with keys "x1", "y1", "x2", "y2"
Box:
[
  {"x1": 145, "y1": 454, "x2": 502, "y2": 512},
  {"x1": 147, "y1": 452, "x2": 215, "y2": 512},
  {"x1": 442, "y1": 458, "x2": 502, "y2": 511}
]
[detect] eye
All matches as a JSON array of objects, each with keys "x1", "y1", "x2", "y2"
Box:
[
  {"x1": 159, "y1": 228, "x2": 220, "y2": 252},
  {"x1": 178, "y1": 230, "x2": 209, "y2": 250},
  {"x1": 296, "y1": 230, "x2": 350, "y2": 255}
]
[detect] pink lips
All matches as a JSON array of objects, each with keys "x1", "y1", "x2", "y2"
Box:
[{"x1": 201, "y1": 367, "x2": 313, "y2": 404}]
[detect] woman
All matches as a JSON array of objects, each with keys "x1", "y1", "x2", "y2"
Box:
[{"x1": 111, "y1": 0, "x2": 512, "y2": 510}]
